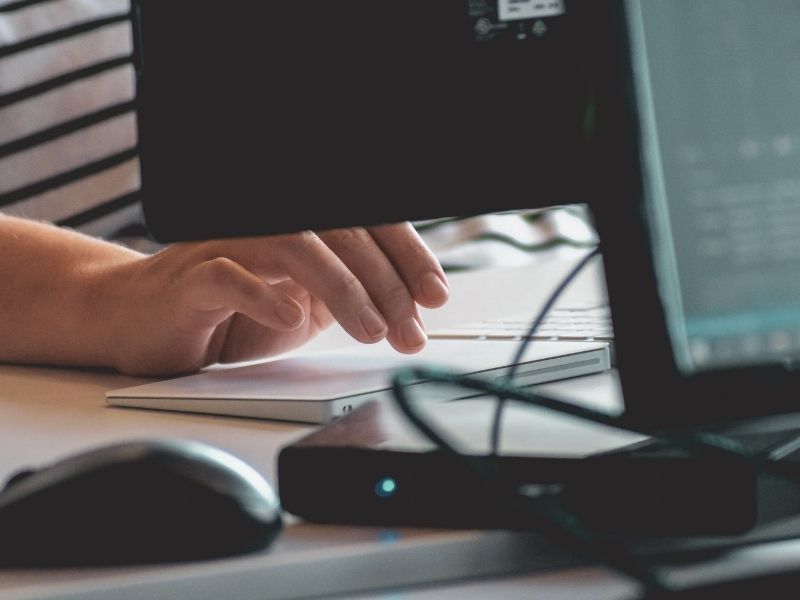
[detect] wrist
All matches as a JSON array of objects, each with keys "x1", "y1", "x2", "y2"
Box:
[
  {"x1": 75, "y1": 252, "x2": 146, "y2": 372},
  {"x1": 0, "y1": 216, "x2": 148, "y2": 370}
]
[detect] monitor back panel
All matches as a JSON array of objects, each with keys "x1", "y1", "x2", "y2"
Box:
[{"x1": 134, "y1": 0, "x2": 596, "y2": 240}]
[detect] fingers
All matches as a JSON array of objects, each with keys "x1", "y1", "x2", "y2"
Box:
[
  {"x1": 275, "y1": 280, "x2": 335, "y2": 332},
  {"x1": 272, "y1": 232, "x2": 391, "y2": 345},
  {"x1": 184, "y1": 257, "x2": 305, "y2": 331},
  {"x1": 318, "y1": 227, "x2": 428, "y2": 353},
  {"x1": 367, "y1": 222, "x2": 449, "y2": 309},
  {"x1": 182, "y1": 223, "x2": 448, "y2": 353}
]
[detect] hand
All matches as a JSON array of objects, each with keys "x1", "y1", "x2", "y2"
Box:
[{"x1": 97, "y1": 223, "x2": 449, "y2": 375}]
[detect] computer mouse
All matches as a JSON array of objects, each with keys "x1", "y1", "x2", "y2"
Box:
[{"x1": 0, "y1": 439, "x2": 282, "y2": 567}]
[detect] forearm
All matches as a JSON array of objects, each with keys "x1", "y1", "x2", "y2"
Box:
[
  {"x1": 0, "y1": 215, "x2": 142, "y2": 369},
  {"x1": 0, "y1": 216, "x2": 449, "y2": 376}
]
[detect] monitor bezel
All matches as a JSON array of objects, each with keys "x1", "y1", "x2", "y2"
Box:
[{"x1": 591, "y1": 0, "x2": 800, "y2": 429}]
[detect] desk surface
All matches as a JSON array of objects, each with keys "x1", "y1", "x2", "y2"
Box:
[
  {"x1": 0, "y1": 252, "x2": 626, "y2": 600},
  {"x1": 0, "y1": 363, "x2": 628, "y2": 600},
  {"x1": 8, "y1": 366, "x2": 800, "y2": 600},
  {"x1": 3, "y1": 252, "x2": 796, "y2": 599}
]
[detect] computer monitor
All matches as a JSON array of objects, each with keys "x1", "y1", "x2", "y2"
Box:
[
  {"x1": 132, "y1": 0, "x2": 596, "y2": 241},
  {"x1": 593, "y1": 0, "x2": 800, "y2": 427},
  {"x1": 134, "y1": 0, "x2": 800, "y2": 429}
]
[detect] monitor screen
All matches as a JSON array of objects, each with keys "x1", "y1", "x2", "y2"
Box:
[
  {"x1": 134, "y1": 0, "x2": 596, "y2": 241},
  {"x1": 628, "y1": 0, "x2": 800, "y2": 374}
]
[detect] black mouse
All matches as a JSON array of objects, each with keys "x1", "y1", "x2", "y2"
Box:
[{"x1": 0, "y1": 439, "x2": 282, "y2": 567}]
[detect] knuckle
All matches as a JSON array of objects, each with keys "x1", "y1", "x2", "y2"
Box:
[
  {"x1": 332, "y1": 272, "x2": 362, "y2": 298},
  {"x1": 329, "y1": 227, "x2": 372, "y2": 252},
  {"x1": 200, "y1": 257, "x2": 238, "y2": 285},
  {"x1": 288, "y1": 230, "x2": 319, "y2": 250},
  {"x1": 371, "y1": 222, "x2": 406, "y2": 237},
  {"x1": 275, "y1": 230, "x2": 320, "y2": 265},
  {"x1": 369, "y1": 221, "x2": 412, "y2": 244},
  {"x1": 378, "y1": 283, "x2": 413, "y2": 308}
]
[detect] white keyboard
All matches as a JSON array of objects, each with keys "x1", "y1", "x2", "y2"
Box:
[{"x1": 428, "y1": 303, "x2": 613, "y2": 342}]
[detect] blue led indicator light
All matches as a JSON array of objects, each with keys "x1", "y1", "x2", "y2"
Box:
[{"x1": 375, "y1": 477, "x2": 397, "y2": 498}]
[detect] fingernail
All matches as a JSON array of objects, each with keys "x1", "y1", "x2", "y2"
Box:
[
  {"x1": 359, "y1": 306, "x2": 388, "y2": 339},
  {"x1": 420, "y1": 272, "x2": 449, "y2": 304},
  {"x1": 275, "y1": 301, "x2": 304, "y2": 327},
  {"x1": 401, "y1": 318, "x2": 427, "y2": 350}
]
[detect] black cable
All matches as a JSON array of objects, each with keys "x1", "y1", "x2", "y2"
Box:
[
  {"x1": 490, "y1": 247, "x2": 601, "y2": 456},
  {"x1": 391, "y1": 368, "x2": 672, "y2": 596},
  {"x1": 387, "y1": 244, "x2": 784, "y2": 597},
  {"x1": 389, "y1": 240, "x2": 800, "y2": 596},
  {"x1": 391, "y1": 366, "x2": 794, "y2": 597},
  {"x1": 394, "y1": 368, "x2": 754, "y2": 477}
]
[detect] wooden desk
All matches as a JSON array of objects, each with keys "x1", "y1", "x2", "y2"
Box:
[
  {"x1": 12, "y1": 363, "x2": 797, "y2": 600},
  {"x1": 2, "y1": 253, "x2": 797, "y2": 599},
  {"x1": 0, "y1": 254, "x2": 621, "y2": 599},
  {"x1": 0, "y1": 362, "x2": 585, "y2": 600}
]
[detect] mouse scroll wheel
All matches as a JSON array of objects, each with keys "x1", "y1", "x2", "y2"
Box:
[{"x1": 2, "y1": 469, "x2": 36, "y2": 492}]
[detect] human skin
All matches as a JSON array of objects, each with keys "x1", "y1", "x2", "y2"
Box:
[{"x1": 0, "y1": 215, "x2": 449, "y2": 376}]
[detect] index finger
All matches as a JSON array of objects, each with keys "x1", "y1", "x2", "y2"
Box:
[
  {"x1": 367, "y1": 222, "x2": 449, "y2": 308},
  {"x1": 271, "y1": 231, "x2": 391, "y2": 345}
]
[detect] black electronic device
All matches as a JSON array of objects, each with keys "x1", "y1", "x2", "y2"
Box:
[
  {"x1": 0, "y1": 439, "x2": 282, "y2": 566},
  {"x1": 590, "y1": 0, "x2": 800, "y2": 428},
  {"x1": 132, "y1": 0, "x2": 596, "y2": 241},
  {"x1": 278, "y1": 399, "x2": 762, "y2": 536}
]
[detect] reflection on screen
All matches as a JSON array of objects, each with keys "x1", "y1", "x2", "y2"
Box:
[{"x1": 631, "y1": 0, "x2": 800, "y2": 372}]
